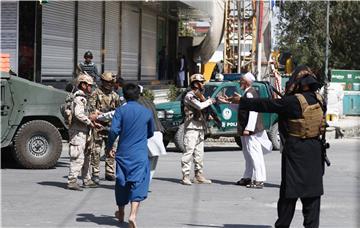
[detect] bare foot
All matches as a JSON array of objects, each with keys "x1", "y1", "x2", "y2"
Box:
[
  {"x1": 128, "y1": 218, "x2": 137, "y2": 228},
  {"x1": 114, "y1": 210, "x2": 124, "y2": 223}
]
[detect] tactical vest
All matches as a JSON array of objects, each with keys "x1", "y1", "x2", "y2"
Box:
[
  {"x1": 183, "y1": 91, "x2": 207, "y2": 130},
  {"x1": 288, "y1": 93, "x2": 325, "y2": 138},
  {"x1": 95, "y1": 88, "x2": 118, "y2": 113},
  {"x1": 237, "y1": 88, "x2": 264, "y2": 135}
]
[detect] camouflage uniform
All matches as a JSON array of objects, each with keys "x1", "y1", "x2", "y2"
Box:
[
  {"x1": 67, "y1": 90, "x2": 93, "y2": 186},
  {"x1": 89, "y1": 84, "x2": 120, "y2": 180},
  {"x1": 181, "y1": 74, "x2": 214, "y2": 185}
]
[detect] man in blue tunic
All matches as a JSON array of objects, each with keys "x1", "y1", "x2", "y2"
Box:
[{"x1": 106, "y1": 83, "x2": 154, "y2": 228}]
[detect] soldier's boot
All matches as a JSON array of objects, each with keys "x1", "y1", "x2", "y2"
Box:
[
  {"x1": 67, "y1": 182, "x2": 83, "y2": 191},
  {"x1": 193, "y1": 172, "x2": 212, "y2": 184},
  {"x1": 105, "y1": 175, "x2": 116, "y2": 181},
  {"x1": 82, "y1": 179, "x2": 98, "y2": 188},
  {"x1": 92, "y1": 176, "x2": 100, "y2": 185},
  {"x1": 180, "y1": 175, "x2": 192, "y2": 186}
]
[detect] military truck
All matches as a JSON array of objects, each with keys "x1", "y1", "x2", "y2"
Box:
[
  {"x1": 1, "y1": 72, "x2": 68, "y2": 168},
  {"x1": 155, "y1": 79, "x2": 280, "y2": 152}
]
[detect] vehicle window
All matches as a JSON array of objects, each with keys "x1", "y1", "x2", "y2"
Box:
[
  {"x1": 204, "y1": 85, "x2": 217, "y2": 98},
  {"x1": 215, "y1": 86, "x2": 238, "y2": 98}
]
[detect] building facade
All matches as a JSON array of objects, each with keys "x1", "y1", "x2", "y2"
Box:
[{"x1": 1, "y1": 1, "x2": 186, "y2": 88}]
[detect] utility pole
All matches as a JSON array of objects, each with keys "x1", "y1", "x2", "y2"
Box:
[
  {"x1": 324, "y1": 0, "x2": 330, "y2": 103},
  {"x1": 237, "y1": 0, "x2": 242, "y2": 73}
]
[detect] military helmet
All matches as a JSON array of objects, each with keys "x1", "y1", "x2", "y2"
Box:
[
  {"x1": 101, "y1": 72, "x2": 115, "y2": 82},
  {"x1": 190, "y1": 74, "x2": 205, "y2": 83},
  {"x1": 84, "y1": 51, "x2": 93, "y2": 59},
  {"x1": 77, "y1": 72, "x2": 94, "y2": 85}
]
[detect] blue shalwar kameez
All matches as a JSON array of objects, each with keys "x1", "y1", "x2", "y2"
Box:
[{"x1": 107, "y1": 101, "x2": 154, "y2": 206}]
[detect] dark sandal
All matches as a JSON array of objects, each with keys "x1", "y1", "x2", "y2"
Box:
[{"x1": 235, "y1": 178, "x2": 251, "y2": 186}]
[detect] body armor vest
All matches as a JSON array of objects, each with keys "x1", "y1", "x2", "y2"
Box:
[
  {"x1": 288, "y1": 93, "x2": 324, "y2": 138},
  {"x1": 183, "y1": 91, "x2": 207, "y2": 130}
]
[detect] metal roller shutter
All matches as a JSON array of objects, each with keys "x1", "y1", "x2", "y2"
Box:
[
  {"x1": 121, "y1": 3, "x2": 139, "y2": 80},
  {"x1": 104, "y1": 1, "x2": 120, "y2": 74},
  {"x1": 78, "y1": 1, "x2": 102, "y2": 74},
  {"x1": 1, "y1": 2, "x2": 18, "y2": 72},
  {"x1": 141, "y1": 10, "x2": 157, "y2": 81},
  {"x1": 41, "y1": 1, "x2": 74, "y2": 80}
]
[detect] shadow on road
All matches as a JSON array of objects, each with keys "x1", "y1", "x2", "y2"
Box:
[
  {"x1": 166, "y1": 146, "x2": 241, "y2": 153},
  {"x1": 76, "y1": 213, "x2": 127, "y2": 227},
  {"x1": 37, "y1": 181, "x2": 115, "y2": 190},
  {"x1": 184, "y1": 224, "x2": 272, "y2": 228},
  {"x1": 153, "y1": 177, "x2": 180, "y2": 184},
  {"x1": 56, "y1": 161, "x2": 69, "y2": 168},
  {"x1": 153, "y1": 177, "x2": 280, "y2": 188},
  {"x1": 38, "y1": 181, "x2": 67, "y2": 189},
  {"x1": 1, "y1": 147, "x2": 21, "y2": 169},
  {"x1": 264, "y1": 183, "x2": 280, "y2": 188},
  {"x1": 211, "y1": 179, "x2": 238, "y2": 185}
]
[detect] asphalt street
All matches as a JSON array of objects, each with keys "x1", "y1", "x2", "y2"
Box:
[{"x1": 1, "y1": 138, "x2": 359, "y2": 227}]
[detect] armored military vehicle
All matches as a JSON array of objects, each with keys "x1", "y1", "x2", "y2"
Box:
[
  {"x1": 155, "y1": 79, "x2": 280, "y2": 152},
  {"x1": 1, "y1": 72, "x2": 68, "y2": 168}
]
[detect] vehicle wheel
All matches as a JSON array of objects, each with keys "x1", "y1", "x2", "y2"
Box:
[
  {"x1": 268, "y1": 122, "x2": 280, "y2": 150},
  {"x1": 13, "y1": 120, "x2": 62, "y2": 169},
  {"x1": 174, "y1": 124, "x2": 185, "y2": 152},
  {"x1": 234, "y1": 136, "x2": 242, "y2": 150}
]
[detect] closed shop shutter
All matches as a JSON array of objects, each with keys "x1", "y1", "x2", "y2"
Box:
[
  {"x1": 41, "y1": 1, "x2": 74, "y2": 80},
  {"x1": 78, "y1": 1, "x2": 102, "y2": 75},
  {"x1": 1, "y1": 2, "x2": 18, "y2": 72},
  {"x1": 121, "y1": 3, "x2": 139, "y2": 80},
  {"x1": 141, "y1": 10, "x2": 157, "y2": 81},
  {"x1": 104, "y1": 1, "x2": 120, "y2": 74}
]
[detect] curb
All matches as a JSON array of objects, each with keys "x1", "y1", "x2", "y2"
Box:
[{"x1": 204, "y1": 127, "x2": 360, "y2": 143}]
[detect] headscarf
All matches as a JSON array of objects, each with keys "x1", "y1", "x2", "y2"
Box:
[{"x1": 285, "y1": 65, "x2": 322, "y2": 95}]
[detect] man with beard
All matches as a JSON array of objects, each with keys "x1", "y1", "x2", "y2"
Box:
[{"x1": 220, "y1": 66, "x2": 326, "y2": 227}]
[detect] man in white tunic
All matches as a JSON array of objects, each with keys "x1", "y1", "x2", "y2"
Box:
[{"x1": 235, "y1": 72, "x2": 272, "y2": 188}]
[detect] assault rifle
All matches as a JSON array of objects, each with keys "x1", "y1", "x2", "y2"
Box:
[
  {"x1": 194, "y1": 90, "x2": 222, "y2": 129},
  {"x1": 321, "y1": 122, "x2": 331, "y2": 167}
]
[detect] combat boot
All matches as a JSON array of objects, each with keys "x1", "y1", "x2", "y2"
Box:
[
  {"x1": 67, "y1": 182, "x2": 83, "y2": 191},
  {"x1": 92, "y1": 176, "x2": 100, "y2": 185},
  {"x1": 83, "y1": 180, "x2": 98, "y2": 188},
  {"x1": 180, "y1": 175, "x2": 192, "y2": 185},
  {"x1": 193, "y1": 173, "x2": 212, "y2": 184},
  {"x1": 105, "y1": 175, "x2": 116, "y2": 181}
]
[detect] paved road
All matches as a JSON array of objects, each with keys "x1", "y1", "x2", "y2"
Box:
[{"x1": 1, "y1": 138, "x2": 359, "y2": 227}]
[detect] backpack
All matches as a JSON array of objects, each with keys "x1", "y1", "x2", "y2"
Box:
[{"x1": 60, "y1": 92, "x2": 76, "y2": 127}]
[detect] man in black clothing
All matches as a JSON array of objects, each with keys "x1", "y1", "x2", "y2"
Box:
[{"x1": 221, "y1": 66, "x2": 325, "y2": 228}]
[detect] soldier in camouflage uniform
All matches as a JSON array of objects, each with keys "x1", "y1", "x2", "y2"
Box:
[
  {"x1": 67, "y1": 73, "x2": 99, "y2": 191},
  {"x1": 181, "y1": 74, "x2": 216, "y2": 185},
  {"x1": 89, "y1": 72, "x2": 120, "y2": 183}
]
